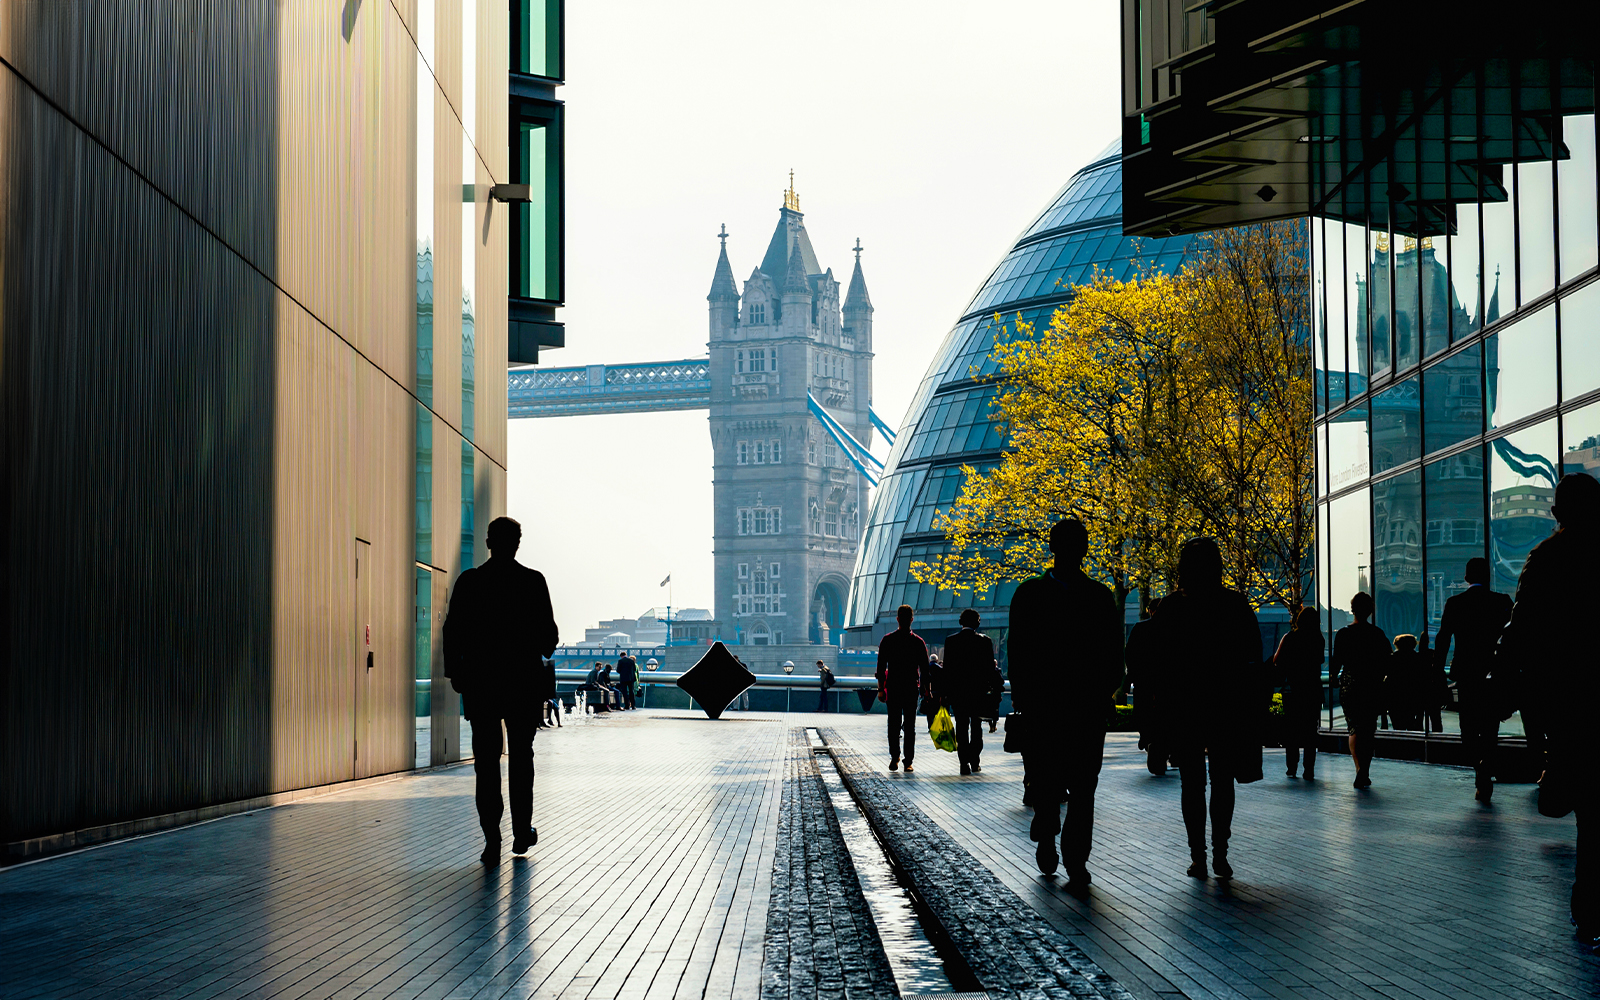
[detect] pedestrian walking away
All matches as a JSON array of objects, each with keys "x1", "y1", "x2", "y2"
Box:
[
  {"x1": 1273, "y1": 606, "x2": 1325, "y2": 779},
  {"x1": 1007, "y1": 517, "x2": 1123, "y2": 889},
  {"x1": 816, "y1": 659, "x2": 835, "y2": 712},
  {"x1": 876, "y1": 605, "x2": 928, "y2": 773},
  {"x1": 1330, "y1": 592, "x2": 1390, "y2": 789},
  {"x1": 442, "y1": 516, "x2": 559, "y2": 864},
  {"x1": 922, "y1": 653, "x2": 944, "y2": 734},
  {"x1": 1385, "y1": 634, "x2": 1427, "y2": 733},
  {"x1": 1137, "y1": 536, "x2": 1264, "y2": 881},
  {"x1": 942, "y1": 609, "x2": 997, "y2": 776},
  {"x1": 1125, "y1": 597, "x2": 1169, "y2": 776},
  {"x1": 1497, "y1": 472, "x2": 1600, "y2": 943},
  {"x1": 617, "y1": 651, "x2": 639, "y2": 711},
  {"x1": 1434, "y1": 557, "x2": 1513, "y2": 801}
]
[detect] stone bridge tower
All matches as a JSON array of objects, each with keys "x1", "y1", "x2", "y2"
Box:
[{"x1": 707, "y1": 178, "x2": 874, "y2": 649}]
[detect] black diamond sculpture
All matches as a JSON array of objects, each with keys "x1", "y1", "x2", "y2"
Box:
[{"x1": 677, "y1": 641, "x2": 756, "y2": 720}]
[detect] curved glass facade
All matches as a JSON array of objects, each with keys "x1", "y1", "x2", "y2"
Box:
[{"x1": 844, "y1": 139, "x2": 1192, "y2": 645}]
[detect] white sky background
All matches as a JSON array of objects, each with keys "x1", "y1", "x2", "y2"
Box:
[{"x1": 508, "y1": 1, "x2": 1122, "y2": 642}]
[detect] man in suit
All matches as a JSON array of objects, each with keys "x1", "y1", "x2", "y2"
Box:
[
  {"x1": 943, "y1": 609, "x2": 996, "y2": 776},
  {"x1": 1007, "y1": 518, "x2": 1124, "y2": 887},
  {"x1": 616, "y1": 651, "x2": 638, "y2": 711},
  {"x1": 1434, "y1": 556, "x2": 1514, "y2": 802},
  {"x1": 443, "y1": 516, "x2": 559, "y2": 864},
  {"x1": 876, "y1": 605, "x2": 927, "y2": 773}
]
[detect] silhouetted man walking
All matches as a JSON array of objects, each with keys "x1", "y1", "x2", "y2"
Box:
[
  {"x1": 943, "y1": 608, "x2": 996, "y2": 776},
  {"x1": 1435, "y1": 557, "x2": 1513, "y2": 802},
  {"x1": 876, "y1": 604, "x2": 927, "y2": 773},
  {"x1": 1008, "y1": 518, "x2": 1123, "y2": 888},
  {"x1": 617, "y1": 652, "x2": 638, "y2": 711},
  {"x1": 443, "y1": 516, "x2": 559, "y2": 864},
  {"x1": 1499, "y1": 472, "x2": 1600, "y2": 944},
  {"x1": 817, "y1": 659, "x2": 835, "y2": 712}
]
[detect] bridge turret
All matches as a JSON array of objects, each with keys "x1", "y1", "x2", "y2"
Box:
[
  {"x1": 708, "y1": 224, "x2": 740, "y2": 343},
  {"x1": 843, "y1": 239, "x2": 873, "y2": 352},
  {"x1": 780, "y1": 239, "x2": 812, "y2": 340}
]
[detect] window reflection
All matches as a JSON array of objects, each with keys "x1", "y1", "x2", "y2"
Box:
[
  {"x1": 1559, "y1": 114, "x2": 1598, "y2": 283},
  {"x1": 1328, "y1": 403, "x2": 1370, "y2": 492},
  {"x1": 1425, "y1": 447, "x2": 1486, "y2": 636},
  {"x1": 1328, "y1": 486, "x2": 1372, "y2": 635},
  {"x1": 1561, "y1": 280, "x2": 1600, "y2": 401},
  {"x1": 1325, "y1": 220, "x2": 1350, "y2": 407},
  {"x1": 1488, "y1": 421, "x2": 1557, "y2": 596},
  {"x1": 1448, "y1": 178, "x2": 1482, "y2": 343},
  {"x1": 1422, "y1": 343, "x2": 1483, "y2": 455},
  {"x1": 1420, "y1": 234, "x2": 1450, "y2": 358},
  {"x1": 1562, "y1": 400, "x2": 1600, "y2": 479},
  {"x1": 1487, "y1": 304, "x2": 1556, "y2": 428},
  {"x1": 1395, "y1": 233, "x2": 1420, "y2": 369},
  {"x1": 1372, "y1": 376, "x2": 1420, "y2": 474},
  {"x1": 1369, "y1": 226, "x2": 1393, "y2": 373},
  {"x1": 1482, "y1": 169, "x2": 1515, "y2": 323},
  {"x1": 1345, "y1": 221, "x2": 1369, "y2": 393},
  {"x1": 1519, "y1": 159, "x2": 1557, "y2": 301},
  {"x1": 1373, "y1": 470, "x2": 1424, "y2": 642}
]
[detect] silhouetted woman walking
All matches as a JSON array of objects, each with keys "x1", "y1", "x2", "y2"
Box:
[
  {"x1": 1144, "y1": 537, "x2": 1263, "y2": 880},
  {"x1": 1329, "y1": 592, "x2": 1389, "y2": 788},
  {"x1": 1273, "y1": 607, "x2": 1325, "y2": 780}
]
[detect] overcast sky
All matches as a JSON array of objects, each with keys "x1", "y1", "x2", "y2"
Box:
[{"x1": 507, "y1": 1, "x2": 1123, "y2": 642}]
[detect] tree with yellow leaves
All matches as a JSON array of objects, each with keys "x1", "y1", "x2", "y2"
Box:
[{"x1": 911, "y1": 221, "x2": 1312, "y2": 614}]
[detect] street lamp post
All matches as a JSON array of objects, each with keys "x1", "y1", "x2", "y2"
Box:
[{"x1": 782, "y1": 661, "x2": 794, "y2": 713}]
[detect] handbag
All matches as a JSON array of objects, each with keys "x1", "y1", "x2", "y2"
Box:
[
  {"x1": 1003, "y1": 711, "x2": 1025, "y2": 753},
  {"x1": 930, "y1": 707, "x2": 958, "y2": 752}
]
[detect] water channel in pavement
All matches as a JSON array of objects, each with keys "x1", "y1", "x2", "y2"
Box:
[{"x1": 807, "y1": 728, "x2": 979, "y2": 997}]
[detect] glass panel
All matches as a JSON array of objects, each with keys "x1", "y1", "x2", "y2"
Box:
[
  {"x1": 1372, "y1": 469, "x2": 1424, "y2": 644},
  {"x1": 1422, "y1": 343, "x2": 1483, "y2": 455},
  {"x1": 1487, "y1": 304, "x2": 1556, "y2": 429},
  {"x1": 513, "y1": 0, "x2": 562, "y2": 79},
  {"x1": 1325, "y1": 220, "x2": 1350, "y2": 408},
  {"x1": 512, "y1": 122, "x2": 557, "y2": 301},
  {"x1": 1519, "y1": 159, "x2": 1557, "y2": 302},
  {"x1": 1559, "y1": 114, "x2": 1598, "y2": 283},
  {"x1": 1395, "y1": 234, "x2": 1420, "y2": 370},
  {"x1": 460, "y1": 441, "x2": 475, "y2": 571},
  {"x1": 1425, "y1": 446, "x2": 1486, "y2": 643},
  {"x1": 1488, "y1": 420, "x2": 1558, "y2": 596},
  {"x1": 1448, "y1": 199, "x2": 1482, "y2": 343},
  {"x1": 1561, "y1": 279, "x2": 1600, "y2": 401},
  {"x1": 1482, "y1": 167, "x2": 1515, "y2": 324},
  {"x1": 462, "y1": 126, "x2": 476, "y2": 441},
  {"x1": 1563, "y1": 399, "x2": 1600, "y2": 478},
  {"x1": 1328, "y1": 402, "x2": 1370, "y2": 493},
  {"x1": 416, "y1": 403, "x2": 433, "y2": 564},
  {"x1": 415, "y1": 33, "x2": 434, "y2": 408},
  {"x1": 1346, "y1": 221, "x2": 1370, "y2": 394},
  {"x1": 1370, "y1": 226, "x2": 1392, "y2": 373},
  {"x1": 1420, "y1": 235, "x2": 1449, "y2": 358},
  {"x1": 1371, "y1": 377, "x2": 1420, "y2": 474},
  {"x1": 1328, "y1": 485, "x2": 1372, "y2": 634},
  {"x1": 1315, "y1": 422, "x2": 1328, "y2": 499},
  {"x1": 1314, "y1": 218, "x2": 1327, "y2": 416},
  {"x1": 415, "y1": 566, "x2": 432, "y2": 761}
]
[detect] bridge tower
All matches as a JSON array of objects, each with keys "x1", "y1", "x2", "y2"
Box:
[{"x1": 707, "y1": 178, "x2": 873, "y2": 648}]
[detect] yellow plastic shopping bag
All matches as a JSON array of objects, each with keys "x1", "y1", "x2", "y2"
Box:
[{"x1": 930, "y1": 706, "x2": 957, "y2": 752}]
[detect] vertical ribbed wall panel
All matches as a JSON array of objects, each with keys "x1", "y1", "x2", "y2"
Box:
[{"x1": 0, "y1": 0, "x2": 509, "y2": 844}]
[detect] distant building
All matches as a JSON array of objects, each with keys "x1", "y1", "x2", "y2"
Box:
[{"x1": 709, "y1": 178, "x2": 873, "y2": 647}]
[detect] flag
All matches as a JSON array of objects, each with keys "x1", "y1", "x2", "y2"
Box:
[{"x1": 660, "y1": 573, "x2": 671, "y2": 587}]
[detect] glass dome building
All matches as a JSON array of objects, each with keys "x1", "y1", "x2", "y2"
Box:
[{"x1": 844, "y1": 139, "x2": 1193, "y2": 649}]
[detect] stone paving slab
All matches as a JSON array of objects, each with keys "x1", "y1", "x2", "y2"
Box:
[
  {"x1": 816, "y1": 712, "x2": 1600, "y2": 1000},
  {"x1": 0, "y1": 711, "x2": 786, "y2": 1000}
]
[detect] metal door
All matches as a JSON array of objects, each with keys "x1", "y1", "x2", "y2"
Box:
[{"x1": 355, "y1": 539, "x2": 374, "y2": 777}]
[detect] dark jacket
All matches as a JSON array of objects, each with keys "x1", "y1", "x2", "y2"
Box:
[
  {"x1": 1501, "y1": 525, "x2": 1600, "y2": 745},
  {"x1": 1273, "y1": 626, "x2": 1325, "y2": 712},
  {"x1": 1435, "y1": 584, "x2": 1513, "y2": 691},
  {"x1": 876, "y1": 628, "x2": 928, "y2": 707},
  {"x1": 1144, "y1": 586, "x2": 1262, "y2": 747},
  {"x1": 819, "y1": 666, "x2": 835, "y2": 690},
  {"x1": 1329, "y1": 621, "x2": 1390, "y2": 701},
  {"x1": 1006, "y1": 565, "x2": 1123, "y2": 727},
  {"x1": 942, "y1": 627, "x2": 998, "y2": 716},
  {"x1": 617, "y1": 654, "x2": 639, "y2": 686},
  {"x1": 442, "y1": 558, "x2": 558, "y2": 713}
]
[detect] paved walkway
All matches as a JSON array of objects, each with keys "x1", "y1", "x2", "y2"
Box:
[
  {"x1": 2, "y1": 708, "x2": 1594, "y2": 1000},
  {"x1": 816, "y1": 713, "x2": 1598, "y2": 1000}
]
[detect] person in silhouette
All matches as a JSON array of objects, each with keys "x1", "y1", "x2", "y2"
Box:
[
  {"x1": 816, "y1": 659, "x2": 835, "y2": 712},
  {"x1": 443, "y1": 516, "x2": 559, "y2": 864},
  {"x1": 1273, "y1": 606, "x2": 1325, "y2": 779},
  {"x1": 876, "y1": 604, "x2": 927, "y2": 773},
  {"x1": 616, "y1": 651, "x2": 638, "y2": 711},
  {"x1": 1498, "y1": 472, "x2": 1600, "y2": 942},
  {"x1": 1329, "y1": 592, "x2": 1389, "y2": 789},
  {"x1": 1384, "y1": 634, "x2": 1426, "y2": 733},
  {"x1": 922, "y1": 653, "x2": 945, "y2": 734},
  {"x1": 1434, "y1": 557, "x2": 1513, "y2": 801},
  {"x1": 1008, "y1": 518, "x2": 1123, "y2": 887},
  {"x1": 943, "y1": 609, "x2": 997, "y2": 776},
  {"x1": 1142, "y1": 537, "x2": 1262, "y2": 880}
]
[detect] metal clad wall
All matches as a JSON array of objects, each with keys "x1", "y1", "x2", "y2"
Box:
[{"x1": 0, "y1": 0, "x2": 509, "y2": 845}]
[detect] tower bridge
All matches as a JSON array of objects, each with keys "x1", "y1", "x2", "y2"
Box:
[{"x1": 507, "y1": 180, "x2": 887, "y2": 646}]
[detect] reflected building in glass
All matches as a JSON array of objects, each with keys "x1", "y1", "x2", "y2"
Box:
[
  {"x1": 1121, "y1": 2, "x2": 1594, "y2": 735},
  {"x1": 843, "y1": 140, "x2": 1192, "y2": 649}
]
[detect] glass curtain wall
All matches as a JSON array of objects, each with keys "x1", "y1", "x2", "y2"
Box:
[{"x1": 1312, "y1": 76, "x2": 1598, "y2": 739}]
